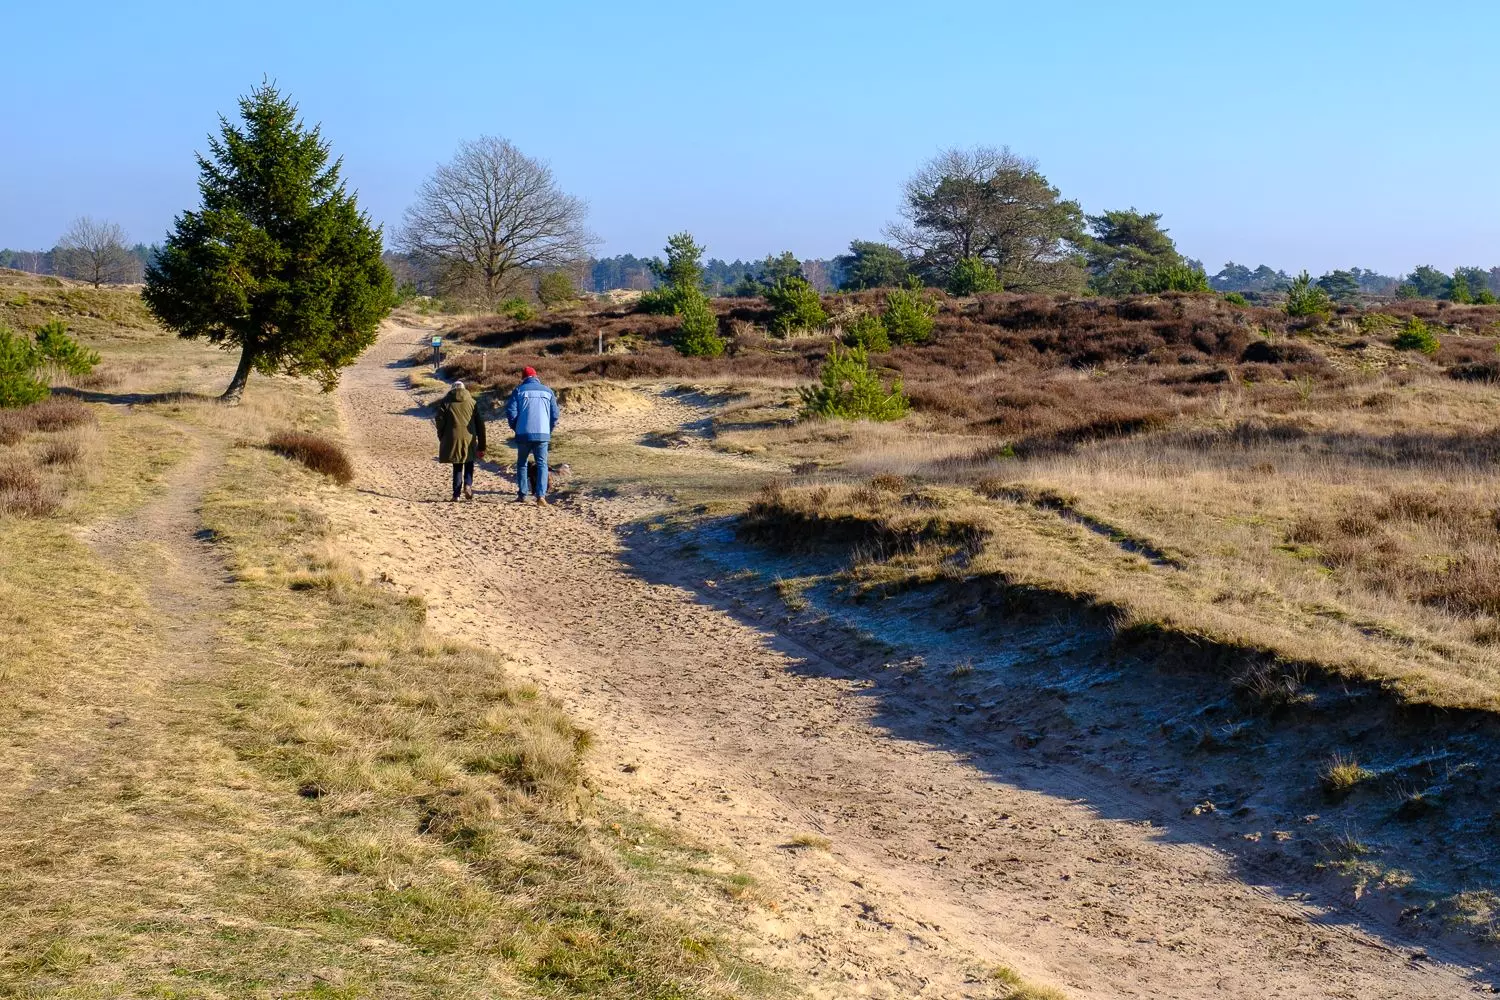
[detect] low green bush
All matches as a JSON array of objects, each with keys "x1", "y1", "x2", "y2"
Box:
[
  {"x1": 638, "y1": 285, "x2": 690, "y2": 315},
  {"x1": 1393, "y1": 317, "x2": 1440, "y2": 354},
  {"x1": 498, "y1": 297, "x2": 537, "y2": 322},
  {"x1": 1141, "y1": 264, "x2": 1209, "y2": 293},
  {"x1": 882, "y1": 284, "x2": 937, "y2": 345},
  {"x1": 799, "y1": 344, "x2": 909, "y2": 421},
  {"x1": 947, "y1": 256, "x2": 1001, "y2": 295},
  {"x1": 842, "y1": 312, "x2": 891, "y2": 352},
  {"x1": 673, "y1": 290, "x2": 725, "y2": 357},
  {"x1": 1222, "y1": 292, "x2": 1249, "y2": 307},
  {"x1": 536, "y1": 271, "x2": 579, "y2": 309},
  {"x1": 766, "y1": 277, "x2": 827, "y2": 336}
]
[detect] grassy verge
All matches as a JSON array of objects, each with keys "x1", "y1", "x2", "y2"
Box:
[
  {"x1": 199, "y1": 444, "x2": 777, "y2": 998},
  {"x1": 0, "y1": 275, "x2": 782, "y2": 997}
]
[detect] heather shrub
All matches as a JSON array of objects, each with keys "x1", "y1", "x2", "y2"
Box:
[
  {"x1": 1393, "y1": 317, "x2": 1440, "y2": 355},
  {"x1": 947, "y1": 256, "x2": 1001, "y2": 296},
  {"x1": 883, "y1": 285, "x2": 937, "y2": 345},
  {"x1": 842, "y1": 312, "x2": 891, "y2": 352},
  {"x1": 673, "y1": 290, "x2": 726, "y2": 357},
  {"x1": 0, "y1": 327, "x2": 47, "y2": 409},
  {"x1": 799, "y1": 344, "x2": 909, "y2": 421},
  {"x1": 0, "y1": 459, "x2": 60, "y2": 517},
  {"x1": 266, "y1": 431, "x2": 355, "y2": 484},
  {"x1": 766, "y1": 277, "x2": 827, "y2": 336},
  {"x1": 498, "y1": 297, "x2": 537, "y2": 322}
]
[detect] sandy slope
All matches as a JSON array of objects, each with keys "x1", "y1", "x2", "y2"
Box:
[{"x1": 328, "y1": 323, "x2": 1488, "y2": 999}]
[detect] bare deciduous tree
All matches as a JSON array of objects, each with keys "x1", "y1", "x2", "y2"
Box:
[
  {"x1": 885, "y1": 146, "x2": 1086, "y2": 293},
  {"x1": 56, "y1": 216, "x2": 137, "y2": 287},
  {"x1": 399, "y1": 136, "x2": 596, "y2": 302}
]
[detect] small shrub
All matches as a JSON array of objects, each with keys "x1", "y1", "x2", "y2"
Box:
[
  {"x1": 1140, "y1": 264, "x2": 1210, "y2": 293},
  {"x1": 799, "y1": 344, "x2": 910, "y2": 421},
  {"x1": 33, "y1": 320, "x2": 100, "y2": 377},
  {"x1": 947, "y1": 256, "x2": 1001, "y2": 296},
  {"x1": 765, "y1": 277, "x2": 827, "y2": 336},
  {"x1": 883, "y1": 285, "x2": 937, "y2": 345},
  {"x1": 0, "y1": 327, "x2": 47, "y2": 409},
  {"x1": 869, "y1": 473, "x2": 907, "y2": 492},
  {"x1": 535, "y1": 271, "x2": 579, "y2": 309},
  {"x1": 1358, "y1": 312, "x2": 1397, "y2": 333},
  {"x1": 1222, "y1": 291, "x2": 1249, "y2": 307},
  {"x1": 636, "y1": 285, "x2": 687, "y2": 316},
  {"x1": 38, "y1": 437, "x2": 84, "y2": 467},
  {"x1": 266, "y1": 431, "x2": 355, "y2": 484},
  {"x1": 1393, "y1": 317, "x2": 1440, "y2": 354},
  {"x1": 1284, "y1": 270, "x2": 1333, "y2": 321},
  {"x1": 673, "y1": 291, "x2": 726, "y2": 357},
  {"x1": 842, "y1": 312, "x2": 891, "y2": 352},
  {"x1": 497, "y1": 297, "x2": 537, "y2": 323},
  {"x1": 0, "y1": 460, "x2": 59, "y2": 517},
  {"x1": 28, "y1": 398, "x2": 94, "y2": 432}
]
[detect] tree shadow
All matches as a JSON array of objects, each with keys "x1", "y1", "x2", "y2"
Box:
[{"x1": 54, "y1": 388, "x2": 219, "y2": 406}]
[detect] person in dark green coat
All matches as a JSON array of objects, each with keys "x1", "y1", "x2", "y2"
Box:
[{"x1": 433, "y1": 381, "x2": 486, "y2": 501}]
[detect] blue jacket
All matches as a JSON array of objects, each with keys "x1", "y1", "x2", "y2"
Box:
[{"x1": 506, "y1": 376, "x2": 560, "y2": 440}]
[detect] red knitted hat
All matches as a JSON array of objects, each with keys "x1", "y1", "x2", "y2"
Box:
[{"x1": 523, "y1": 366, "x2": 537, "y2": 377}]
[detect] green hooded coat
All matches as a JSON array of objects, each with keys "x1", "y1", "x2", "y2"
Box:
[{"x1": 434, "y1": 385, "x2": 486, "y2": 464}]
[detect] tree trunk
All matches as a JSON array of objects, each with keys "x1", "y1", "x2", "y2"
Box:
[{"x1": 220, "y1": 343, "x2": 256, "y2": 404}]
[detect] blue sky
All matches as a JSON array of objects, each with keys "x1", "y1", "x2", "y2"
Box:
[{"x1": 2, "y1": 0, "x2": 1497, "y2": 275}]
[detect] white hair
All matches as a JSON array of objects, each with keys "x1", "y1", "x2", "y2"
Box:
[{"x1": 453, "y1": 380, "x2": 465, "y2": 390}]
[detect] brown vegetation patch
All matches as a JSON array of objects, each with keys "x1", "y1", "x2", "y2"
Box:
[
  {"x1": 0, "y1": 398, "x2": 95, "y2": 445},
  {"x1": 266, "y1": 431, "x2": 355, "y2": 485},
  {"x1": 0, "y1": 460, "x2": 60, "y2": 517}
]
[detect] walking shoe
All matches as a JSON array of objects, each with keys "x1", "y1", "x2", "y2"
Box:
[
  {"x1": 450, "y1": 496, "x2": 459, "y2": 503},
  {"x1": 536, "y1": 495, "x2": 549, "y2": 507},
  {"x1": 463, "y1": 486, "x2": 473, "y2": 501},
  {"x1": 515, "y1": 494, "x2": 529, "y2": 504}
]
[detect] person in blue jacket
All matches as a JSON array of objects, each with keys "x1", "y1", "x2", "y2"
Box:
[{"x1": 505, "y1": 365, "x2": 561, "y2": 505}]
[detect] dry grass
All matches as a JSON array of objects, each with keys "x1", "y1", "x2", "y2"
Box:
[
  {"x1": 0, "y1": 283, "x2": 780, "y2": 998},
  {"x1": 991, "y1": 964, "x2": 1070, "y2": 1000},
  {"x1": 784, "y1": 833, "x2": 831, "y2": 851},
  {"x1": 266, "y1": 429, "x2": 355, "y2": 484},
  {"x1": 1319, "y1": 753, "x2": 1376, "y2": 799}
]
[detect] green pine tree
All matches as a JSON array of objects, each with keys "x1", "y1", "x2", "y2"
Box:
[{"x1": 143, "y1": 82, "x2": 393, "y2": 402}]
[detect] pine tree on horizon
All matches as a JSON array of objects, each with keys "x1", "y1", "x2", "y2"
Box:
[{"x1": 144, "y1": 82, "x2": 392, "y2": 402}]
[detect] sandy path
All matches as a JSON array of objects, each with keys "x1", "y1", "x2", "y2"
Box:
[{"x1": 329, "y1": 323, "x2": 1487, "y2": 999}]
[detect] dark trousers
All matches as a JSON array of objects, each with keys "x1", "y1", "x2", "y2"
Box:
[{"x1": 451, "y1": 460, "x2": 474, "y2": 498}]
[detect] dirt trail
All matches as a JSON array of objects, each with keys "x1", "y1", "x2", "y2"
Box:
[{"x1": 330, "y1": 323, "x2": 1488, "y2": 999}]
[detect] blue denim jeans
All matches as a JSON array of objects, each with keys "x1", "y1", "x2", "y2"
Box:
[{"x1": 515, "y1": 438, "x2": 550, "y2": 497}]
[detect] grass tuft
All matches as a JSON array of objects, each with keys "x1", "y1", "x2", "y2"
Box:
[
  {"x1": 1319, "y1": 752, "x2": 1375, "y2": 799},
  {"x1": 784, "y1": 833, "x2": 831, "y2": 851}
]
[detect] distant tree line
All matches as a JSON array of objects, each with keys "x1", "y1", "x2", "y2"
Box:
[
  {"x1": 13, "y1": 137, "x2": 1500, "y2": 308},
  {"x1": 1, "y1": 223, "x2": 157, "y2": 287}
]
